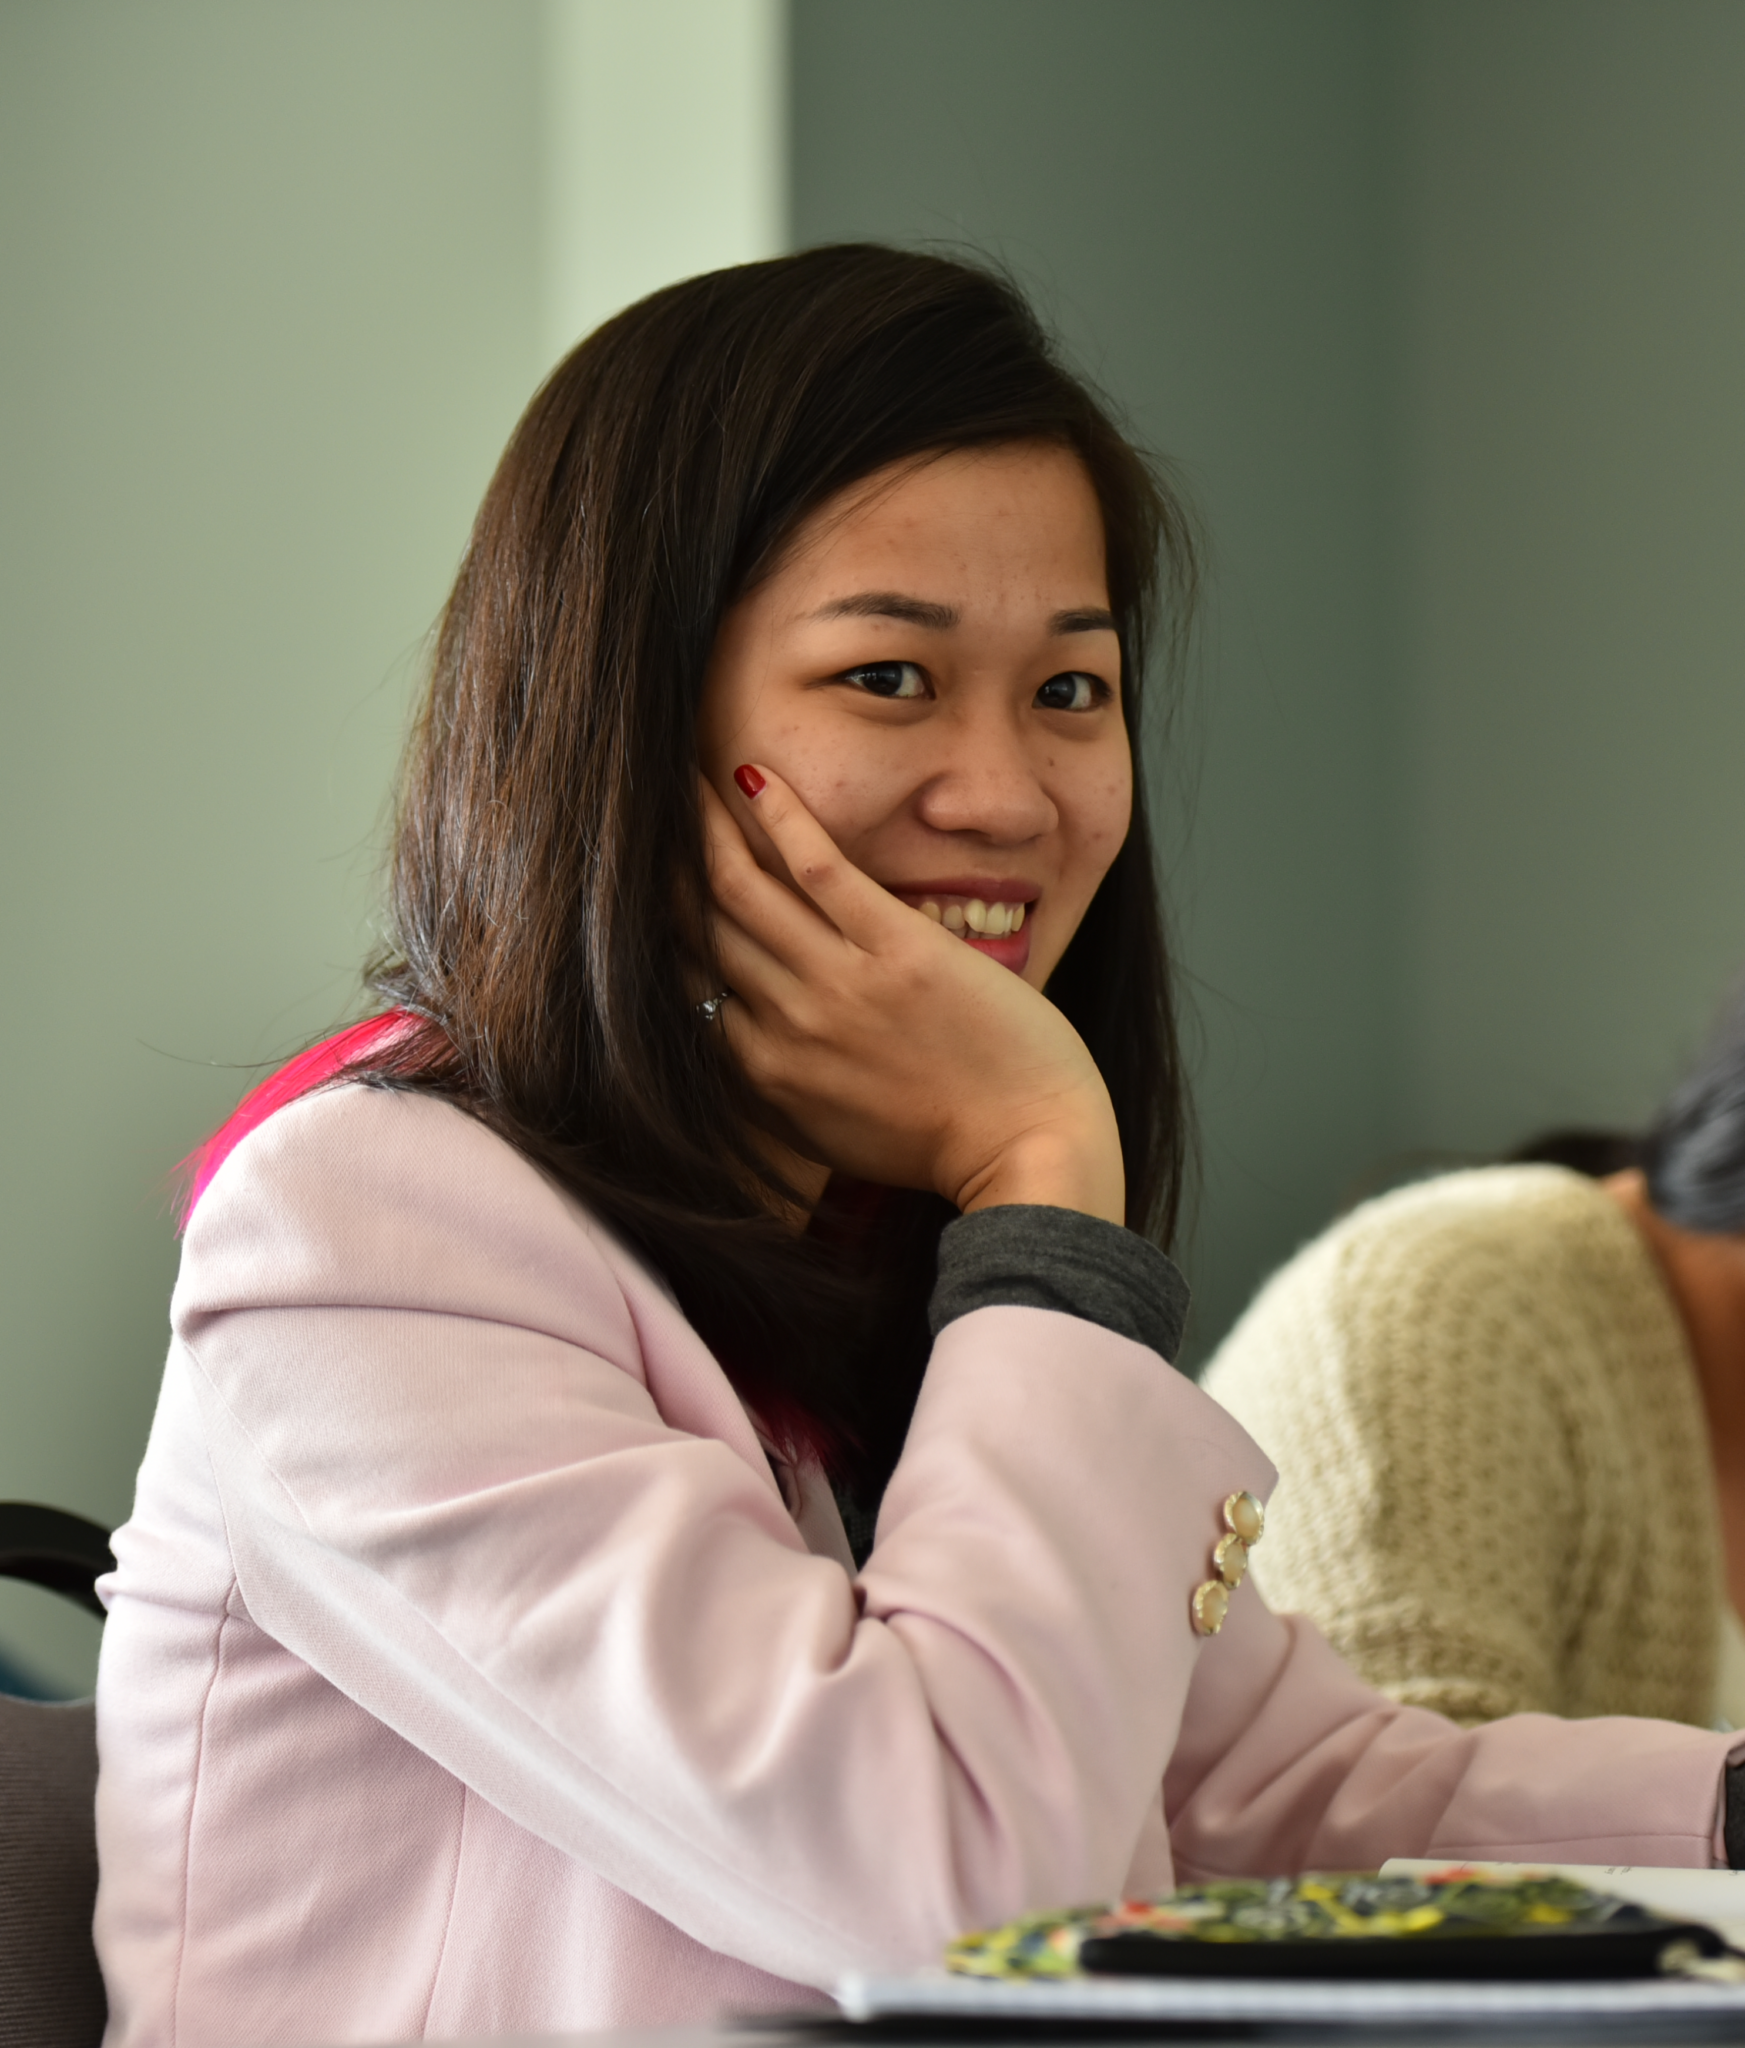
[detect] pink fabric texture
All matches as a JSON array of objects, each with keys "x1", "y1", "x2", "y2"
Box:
[
  {"x1": 176, "y1": 1011, "x2": 411, "y2": 1224},
  {"x1": 95, "y1": 1085, "x2": 1740, "y2": 2047}
]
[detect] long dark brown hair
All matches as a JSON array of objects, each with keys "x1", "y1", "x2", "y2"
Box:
[{"x1": 357, "y1": 244, "x2": 1198, "y2": 1487}]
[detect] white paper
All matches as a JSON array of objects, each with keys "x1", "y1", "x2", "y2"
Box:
[{"x1": 835, "y1": 1967, "x2": 1745, "y2": 2025}]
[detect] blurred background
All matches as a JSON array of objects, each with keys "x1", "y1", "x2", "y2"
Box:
[{"x1": 5, "y1": 0, "x2": 1745, "y2": 1693}]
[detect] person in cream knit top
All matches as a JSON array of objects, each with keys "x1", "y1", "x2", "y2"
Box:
[{"x1": 1205, "y1": 988, "x2": 1745, "y2": 1732}]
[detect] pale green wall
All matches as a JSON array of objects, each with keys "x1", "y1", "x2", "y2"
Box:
[
  {"x1": 0, "y1": 2, "x2": 543, "y2": 1692},
  {"x1": 792, "y1": 0, "x2": 1400, "y2": 1358},
  {"x1": 1395, "y1": 0, "x2": 1745, "y2": 1155},
  {"x1": 542, "y1": 0, "x2": 788, "y2": 358}
]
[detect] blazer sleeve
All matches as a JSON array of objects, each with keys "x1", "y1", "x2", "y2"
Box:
[
  {"x1": 169, "y1": 1084, "x2": 1274, "y2": 1990},
  {"x1": 1165, "y1": 1578, "x2": 1738, "y2": 1878}
]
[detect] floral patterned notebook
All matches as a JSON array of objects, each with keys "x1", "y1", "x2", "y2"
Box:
[{"x1": 944, "y1": 1871, "x2": 1740, "y2": 1982}]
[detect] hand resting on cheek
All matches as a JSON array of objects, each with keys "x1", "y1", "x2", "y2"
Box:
[{"x1": 701, "y1": 767, "x2": 1125, "y2": 1224}]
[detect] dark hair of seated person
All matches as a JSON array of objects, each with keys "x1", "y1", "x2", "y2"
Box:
[
  {"x1": 328, "y1": 244, "x2": 1201, "y2": 1497},
  {"x1": 1509, "y1": 977, "x2": 1745, "y2": 1235}
]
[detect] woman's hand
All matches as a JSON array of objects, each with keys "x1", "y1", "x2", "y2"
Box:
[{"x1": 702, "y1": 767, "x2": 1125, "y2": 1224}]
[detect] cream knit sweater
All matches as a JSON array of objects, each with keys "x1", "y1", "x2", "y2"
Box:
[{"x1": 1203, "y1": 1166, "x2": 1722, "y2": 1727}]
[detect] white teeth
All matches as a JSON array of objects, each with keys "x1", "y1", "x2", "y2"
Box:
[{"x1": 917, "y1": 897, "x2": 1027, "y2": 938}]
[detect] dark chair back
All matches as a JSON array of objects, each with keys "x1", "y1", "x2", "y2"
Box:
[
  {"x1": 0, "y1": 1696, "x2": 104, "y2": 2048},
  {"x1": 0, "y1": 1507, "x2": 114, "y2": 1620},
  {"x1": 0, "y1": 1504, "x2": 114, "y2": 2048}
]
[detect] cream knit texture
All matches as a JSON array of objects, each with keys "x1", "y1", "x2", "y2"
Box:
[{"x1": 1203, "y1": 1166, "x2": 1722, "y2": 1728}]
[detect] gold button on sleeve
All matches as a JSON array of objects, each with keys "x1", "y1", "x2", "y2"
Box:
[
  {"x1": 1223, "y1": 1491, "x2": 1265, "y2": 1546},
  {"x1": 1191, "y1": 1579, "x2": 1230, "y2": 1635},
  {"x1": 1213, "y1": 1533, "x2": 1249, "y2": 1587}
]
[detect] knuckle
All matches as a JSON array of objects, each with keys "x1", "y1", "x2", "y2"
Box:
[
  {"x1": 713, "y1": 863, "x2": 757, "y2": 910},
  {"x1": 891, "y1": 959, "x2": 930, "y2": 1004},
  {"x1": 785, "y1": 993, "x2": 824, "y2": 1044}
]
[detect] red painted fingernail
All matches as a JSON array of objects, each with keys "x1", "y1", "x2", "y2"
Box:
[{"x1": 733, "y1": 764, "x2": 765, "y2": 799}]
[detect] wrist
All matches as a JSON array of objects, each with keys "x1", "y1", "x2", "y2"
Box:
[{"x1": 957, "y1": 1113, "x2": 1125, "y2": 1227}]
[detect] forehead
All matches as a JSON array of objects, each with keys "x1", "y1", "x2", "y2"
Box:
[{"x1": 768, "y1": 442, "x2": 1109, "y2": 603}]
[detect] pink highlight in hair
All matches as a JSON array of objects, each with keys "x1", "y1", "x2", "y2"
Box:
[{"x1": 178, "y1": 1010, "x2": 415, "y2": 1229}]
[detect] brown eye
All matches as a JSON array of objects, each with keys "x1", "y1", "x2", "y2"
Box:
[
  {"x1": 1035, "y1": 671, "x2": 1104, "y2": 711},
  {"x1": 842, "y1": 661, "x2": 927, "y2": 700}
]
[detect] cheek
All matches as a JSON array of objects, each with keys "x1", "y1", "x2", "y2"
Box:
[
  {"x1": 1067, "y1": 755, "x2": 1134, "y2": 894},
  {"x1": 753, "y1": 719, "x2": 919, "y2": 855},
  {"x1": 1024, "y1": 757, "x2": 1133, "y2": 989}
]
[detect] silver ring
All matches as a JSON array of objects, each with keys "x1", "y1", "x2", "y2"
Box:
[{"x1": 696, "y1": 991, "x2": 729, "y2": 1024}]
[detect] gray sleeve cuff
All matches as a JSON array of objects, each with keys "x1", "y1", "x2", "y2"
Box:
[{"x1": 929, "y1": 1205, "x2": 1191, "y2": 1363}]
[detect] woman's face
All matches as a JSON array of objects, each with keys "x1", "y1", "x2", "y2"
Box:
[{"x1": 697, "y1": 442, "x2": 1131, "y2": 990}]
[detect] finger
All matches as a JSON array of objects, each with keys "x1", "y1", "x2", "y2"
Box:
[
  {"x1": 708, "y1": 993, "x2": 833, "y2": 1188},
  {"x1": 701, "y1": 776, "x2": 854, "y2": 962},
  {"x1": 723, "y1": 763, "x2": 910, "y2": 950},
  {"x1": 707, "y1": 900, "x2": 800, "y2": 1017},
  {"x1": 700, "y1": 923, "x2": 820, "y2": 1141}
]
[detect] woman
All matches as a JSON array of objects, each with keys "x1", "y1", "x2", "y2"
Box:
[
  {"x1": 1205, "y1": 988, "x2": 1745, "y2": 1731},
  {"x1": 94, "y1": 247, "x2": 1743, "y2": 2048}
]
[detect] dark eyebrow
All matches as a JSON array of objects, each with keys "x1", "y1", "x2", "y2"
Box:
[
  {"x1": 810, "y1": 593, "x2": 1118, "y2": 636},
  {"x1": 811, "y1": 591, "x2": 959, "y2": 629}
]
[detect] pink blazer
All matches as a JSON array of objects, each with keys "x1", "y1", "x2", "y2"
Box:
[{"x1": 93, "y1": 1086, "x2": 1739, "y2": 2046}]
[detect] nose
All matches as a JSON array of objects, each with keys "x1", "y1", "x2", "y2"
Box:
[{"x1": 911, "y1": 702, "x2": 1058, "y2": 845}]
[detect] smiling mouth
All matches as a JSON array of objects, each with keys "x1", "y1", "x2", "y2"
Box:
[{"x1": 889, "y1": 888, "x2": 1034, "y2": 944}]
